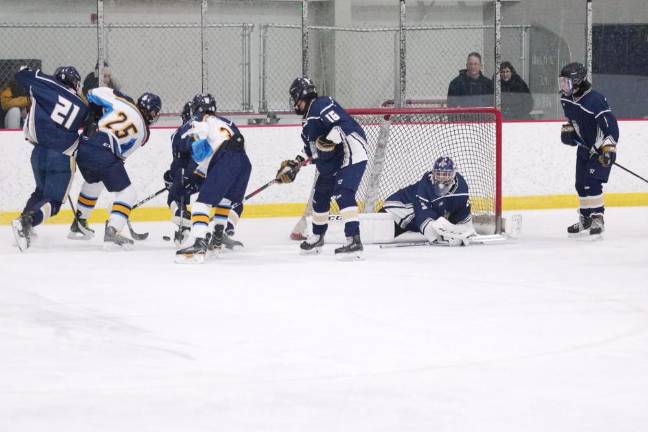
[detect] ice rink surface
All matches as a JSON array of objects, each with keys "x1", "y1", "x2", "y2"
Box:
[{"x1": 1, "y1": 208, "x2": 647, "y2": 432}]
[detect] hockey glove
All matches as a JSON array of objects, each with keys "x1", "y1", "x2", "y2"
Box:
[
  {"x1": 560, "y1": 123, "x2": 577, "y2": 146},
  {"x1": 315, "y1": 135, "x2": 336, "y2": 152},
  {"x1": 163, "y1": 170, "x2": 174, "y2": 189},
  {"x1": 427, "y1": 217, "x2": 474, "y2": 246},
  {"x1": 598, "y1": 142, "x2": 617, "y2": 167},
  {"x1": 276, "y1": 155, "x2": 305, "y2": 184}
]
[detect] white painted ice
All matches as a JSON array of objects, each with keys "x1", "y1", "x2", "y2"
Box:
[{"x1": 1, "y1": 208, "x2": 647, "y2": 432}]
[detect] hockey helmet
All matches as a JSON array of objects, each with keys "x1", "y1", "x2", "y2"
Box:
[
  {"x1": 559, "y1": 62, "x2": 587, "y2": 96},
  {"x1": 191, "y1": 93, "x2": 217, "y2": 119},
  {"x1": 54, "y1": 65, "x2": 82, "y2": 94},
  {"x1": 431, "y1": 156, "x2": 457, "y2": 196},
  {"x1": 137, "y1": 92, "x2": 162, "y2": 125},
  {"x1": 289, "y1": 77, "x2": 317, "y2": 115},
  {"x1": 180, "y1": 100, "x2": 193, "y2": 123}
]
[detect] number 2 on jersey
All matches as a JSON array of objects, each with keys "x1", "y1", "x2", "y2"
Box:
[
  {"x1": 104, "y1": 112, "x2": 138, "y2": 139},
  {"x1": 50, "y1": 95, "x2": 80, "y2": 129}
]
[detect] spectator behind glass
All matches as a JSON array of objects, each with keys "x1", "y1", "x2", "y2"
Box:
[
  {"x1": 1, "y1": 76, "x2": 30, "y2": 129},
  {"x1": 447, "y1": 52, "x2": 494, "y2": 108},
  {"x1": 82, "y1": 61, "x2": 118, "y2": 97},
  {"x1": 499, "y1": 61, "x2": 533, "y2": 120}
]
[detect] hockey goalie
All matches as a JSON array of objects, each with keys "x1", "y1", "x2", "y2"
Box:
[{"x1": 378, "y1": 155, "x2": 477, "y2": 246}]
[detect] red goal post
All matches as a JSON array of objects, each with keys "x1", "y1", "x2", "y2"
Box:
[{"x1": 292, "y1": 106, "x2": 503, "y2": 237}]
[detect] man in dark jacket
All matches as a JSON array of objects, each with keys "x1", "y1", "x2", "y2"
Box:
[
  {"x1": 447, "y1": 52, "x2": 494, "y2": 108},
  {"x1": 499, "y1": 61, "x2": 533, "y2": 119}
]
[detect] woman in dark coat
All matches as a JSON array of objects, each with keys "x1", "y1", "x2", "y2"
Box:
[{"x1": 499, "y1": 61, "x2": 533, "y2": 120}]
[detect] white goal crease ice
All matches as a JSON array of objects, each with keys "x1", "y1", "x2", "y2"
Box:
[{"x1": 292, "y1": 106, "x2": 515, "y2": 243}]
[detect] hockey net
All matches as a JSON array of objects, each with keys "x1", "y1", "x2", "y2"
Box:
[{"x1": 292, "y1": 106, "x2": 502, "y2": 237}]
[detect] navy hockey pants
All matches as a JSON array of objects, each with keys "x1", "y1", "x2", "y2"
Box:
[
  {"x1": 23, "y1": 145, "x2": 72, "y2": 226},
  {"x1": 196, "y1": 149, "x2": 251, "y2": 207},
  {"x1": 575, "y1": 149, "x2": 611, "y2": 216},
  {"x1": 76, "y1": 133, "x2": 131, "y2": 192}
]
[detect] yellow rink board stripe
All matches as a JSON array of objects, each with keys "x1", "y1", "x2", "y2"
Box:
[{"x1": 1, "y1": 193, "x2": 647, "y2": 225}]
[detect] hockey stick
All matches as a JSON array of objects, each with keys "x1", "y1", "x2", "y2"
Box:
[
  {"x1": 67, "y1": 193, "x2": 80, "y2": 225},
  {"x1": 127, "y1": 186, "x2": 168, "y2": 240},
  {"x1": 66, "y1": 193, "x2": 96, "y2": 240},
  {"x1": 232, "y1": 157, "x2": 312, "y2": 209},
  {"x1": 379, "y1": 234, "x2": 509, "y2": 249},
  {"x1": 576, "y1": 143, "x2": 648, "y2": 184}
]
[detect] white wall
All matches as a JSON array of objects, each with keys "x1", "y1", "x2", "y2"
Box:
[{"x1": 1, "y1": 120, "x2": 647, "y2": 213}]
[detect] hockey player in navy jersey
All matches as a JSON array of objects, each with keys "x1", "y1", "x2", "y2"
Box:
[
  {"x1": 559, "y1": 62, "x2": 619, "y2": 238},
  {"x1": 164, "y1": 93, "x2": 245, "y2": 249},
  {"x1": 275, "y1": 77, "x2": 368, "y2": 260},
  {"x1": 11, "y1": 66, "x2": 89, "y2": 252},
  {"x1": 381, "y1": 156, "x2": 476, "y2": 246},
  {"x1": 68, "y1": 87, "x2": 161, "y2": 248},
  {"x1": 174, "y1": 106, "x2": 250, "y2": 263}
]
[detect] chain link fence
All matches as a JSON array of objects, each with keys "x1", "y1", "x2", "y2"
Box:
[
  {"x1": 258, "y1": 24, "x2": 302, "y2": 112},
  {"x1": 1, "y1": 0, "x2": 595, "y2": 121},
  {"x1": 0, "y1": 23, "x2": 97, "y2": 90}
]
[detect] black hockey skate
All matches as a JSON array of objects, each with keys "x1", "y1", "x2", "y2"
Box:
[
  {"x1": 207, "y1": 224, "x2": 225, "y2": 253},
  {"x1": 589, "y1": 214, "x2": 605, "y2": 237},
  {"x1": 103, "y1": 223, "x2": 134, "y2": 249},
  {"x1": 68, "y1": 210, "x2": 95, "y2": 240},
  {"x1": 300, "y1": 233, "x2": 325, "y2": 255},
  {"x1": 334, "y1": 234, "x2": 364, "y2": 261},
  {"x1": 11, "y1": 212, "x2": 33, "y2": 252},
  {"x1": 175, "y1": 237, "x2": 208, "y2": 264},
  {"x1": 567, "y1": 215, "x2": 592, "y2": 238}
]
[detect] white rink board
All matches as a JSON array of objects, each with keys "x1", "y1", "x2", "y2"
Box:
[{"x1": 1, "y1": 120, "x2": 647, "y2": 212}]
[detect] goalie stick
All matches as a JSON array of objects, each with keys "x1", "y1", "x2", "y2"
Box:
[
  {"x1": 379, "y1": 234, "x2": 510, "y2": 248},
  {"x1": 290, "y1": 170, "x2": 317, "y2": 240}
]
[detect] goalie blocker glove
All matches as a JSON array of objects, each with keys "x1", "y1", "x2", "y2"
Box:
[{"x1": 276, "y1": 155, "x2": 305, "y2": 184}]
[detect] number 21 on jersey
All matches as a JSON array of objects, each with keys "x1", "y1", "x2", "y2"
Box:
[{"x1": 50, "y1": 95, "x2": 80, "y2": 129}]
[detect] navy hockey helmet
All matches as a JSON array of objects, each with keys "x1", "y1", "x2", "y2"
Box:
[
  {"x1": 431, "y1": 156, "x2": 457, "y2": 196},
  {"x1": 54, "y1": 66, "x2": 81, "y2": 93},
  {"x1": 180, "y1": 100, "x2": 193, "y2": 123},
  {"x1": 191, "y1": 93, "x2": 217, "y2": 119},
  {"x1": 137, "y1": 92, "x2": 162, "y2": 125},
  {"x1": 559, "y1": 62, "x2": 587, "y2": 96},
  {"x1": 289, "y1": 77, "x2": 317, "y2": 115}
]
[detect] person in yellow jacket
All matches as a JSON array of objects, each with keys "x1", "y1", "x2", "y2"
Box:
[{"x1": 1, "y1": 78, "x2": 30, "y2": 129}]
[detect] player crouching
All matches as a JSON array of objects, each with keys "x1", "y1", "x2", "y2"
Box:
[
  {"x1": 381, "y1": 156, "x2": 477, "y2": 246},
  {"x1": 174, "y1": 113, "x2": 250, "y2": 264},
  {"x1": 165, "y1": 93, "x2": 245, "y2": 250}
]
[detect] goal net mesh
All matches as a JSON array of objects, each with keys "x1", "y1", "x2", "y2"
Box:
[{"x1": 295, "y1": 107, "x2": 502, "y2": 236}]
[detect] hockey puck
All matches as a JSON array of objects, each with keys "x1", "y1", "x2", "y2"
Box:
[{"x1": 162, "y1": 235, "x2": 171, "y2": 241}]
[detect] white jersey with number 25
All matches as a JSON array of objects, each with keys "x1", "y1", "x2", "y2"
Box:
[{"x1": 87, "y1": 87, "x2": 148, "y2": 160}]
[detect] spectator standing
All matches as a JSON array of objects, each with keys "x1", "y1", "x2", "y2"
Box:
[
  {"x1": 447, "y1": 52, "x2": 494, "y2": 108},
  {"x1": 499, "y1": 61, "x2": 533, "y2": 119}
]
